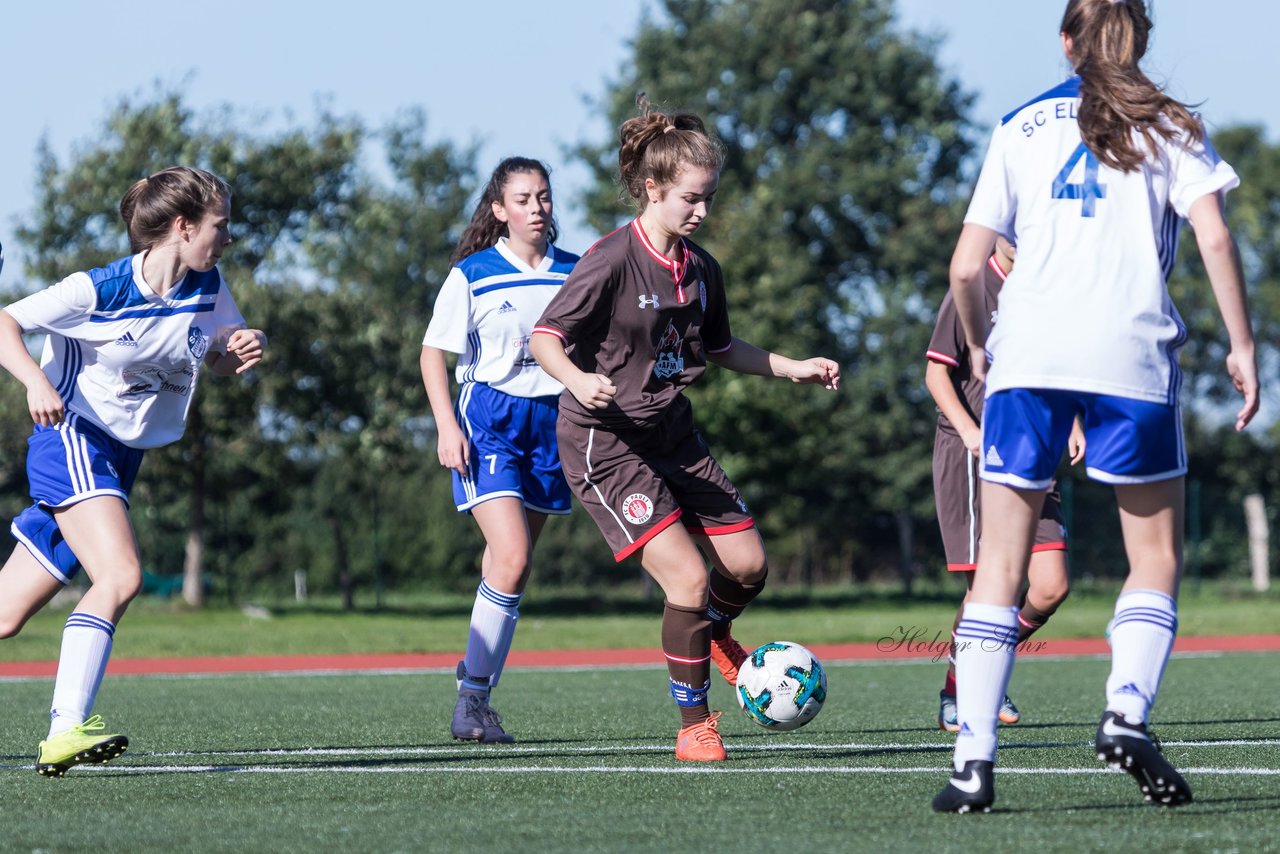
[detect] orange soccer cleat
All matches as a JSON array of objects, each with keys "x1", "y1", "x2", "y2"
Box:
[
  {"x1": 710, "y1": 631, "x2": 749, "y2": 686},
  {"x1": 675, "y1": 710, "x2": 727, "y2": 761}
]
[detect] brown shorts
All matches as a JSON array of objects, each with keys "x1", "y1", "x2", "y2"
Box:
[
  {"x1": 932, "y1": 429, "x2": 1067, "y2": 572},
  {"x1": 557, "y1": 399, "x2": 754, "y2": 561}
]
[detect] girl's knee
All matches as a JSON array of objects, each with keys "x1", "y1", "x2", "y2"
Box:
[
  {"x1": 717, "y1": 546, "x2": 768, "y2": 584},
  {"x1": 92, "y1": 568, "x2": 143, "y2": 606}
]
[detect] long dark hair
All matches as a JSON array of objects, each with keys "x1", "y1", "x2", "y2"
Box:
[
  {"x1": 618, "y1": 93, "x2": 723, "y2": 209},
  {"x1": 451, "y1": 157, "x2": 558, "y2": 264},
  {"x1": 119, "y1": 166, "x2": 231, "y2": 254},
  {"x1": 1062, "y1": 0, "x2": 1203, "y2": 173}
]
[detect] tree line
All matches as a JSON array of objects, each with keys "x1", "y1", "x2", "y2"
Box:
[{"x1": 2, "y1": 0, "x2": 1275, "y2": 606}]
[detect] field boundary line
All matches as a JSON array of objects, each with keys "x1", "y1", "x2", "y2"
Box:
[{"x1": 0, "y1": 634, "x2": 1277, "y2": 678}]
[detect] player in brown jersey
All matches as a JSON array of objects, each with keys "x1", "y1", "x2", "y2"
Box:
[
  {"x1": 926, "y1": 236, "x2": 1082, "y2": 732},
  {"x1": 531, "y1": 97, "x2": 839, "y2": 761}
]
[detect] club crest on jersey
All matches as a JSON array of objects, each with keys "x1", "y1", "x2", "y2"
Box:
[
  {"x1": 698, "y1": 280, "x2": 707, "y2": 311},
  {"x1": 638, "y1": 294, "x2": 660, "y2": 310},
  {"x1": 622, "y1": 493, "x2": 654, "y2": 525},
  {"x1": 187, "y1": 326, "x2": 209, "y2": 361},
  {"x1": 653, "y1": 321, "x2": 684, "y2": 379}
]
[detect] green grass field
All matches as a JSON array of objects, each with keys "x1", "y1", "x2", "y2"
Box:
[{"x1": 2, "y1": 650, "x2": 1277, "y2": 851}]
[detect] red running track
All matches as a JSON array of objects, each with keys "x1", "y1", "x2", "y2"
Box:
[{"x1": 1, "y1": 634, "x2": 1277, "y2": 678}]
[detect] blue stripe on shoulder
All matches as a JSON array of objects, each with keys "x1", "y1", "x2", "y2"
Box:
[
  {"x1": 87, "y1": 257, "x2": 145, "y2": 312},
  {"x1": 472, "y1": 278, "x2": 567, "y2": 297},
  {"x1": 456, "y1": 246, "x2": 516, "y2": 280},
  {"x1": 172, "y1": 267, "x2": 223, "y2": 299},
  {"x1": 1000, "y1": 77, "x2": 1081, "y2": 126},
  {"x1": 548, "y1": 244, "x2": 580, "y2": 274},
  {"x1": 87, "y1": 258, "x2": 223, "y2": 310},
  {"x1": 89, "y1": 303, "x2": 216, "y2": 323}
]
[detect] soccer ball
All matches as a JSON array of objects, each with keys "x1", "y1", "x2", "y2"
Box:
[{"x1": 735, "y1": 641, "x2": 827, "y2": 731}]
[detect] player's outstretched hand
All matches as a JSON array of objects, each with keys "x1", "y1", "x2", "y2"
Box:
[
  {"x1": 1227, "y1": 349, "x2": 1259, "y2": 431},
  {"x1": 26, "y1": 380, "x2": 64, "y2": 427},
  {"x1": 790, "y1": 357, "x2": 841, "y2": 391},
  {"x1": 569, "y1": 373, "x2": 617, "y2": 410},
  {"x1": 227, "y1": 329, "x2": 267, "y2": 374}
]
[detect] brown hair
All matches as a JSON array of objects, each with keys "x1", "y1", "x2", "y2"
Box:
[
  {"x1": 1061, "y1": 0, "x2": 1202, "y2": 172},
  {"x1": 451, "y1": 157, "x2": 558, "y2": 265},
  {"x1": 119, "y1": 166, "x2": 231, "y2": 254},
  {"x1": 618, "y1": 94, "x2": 723, "y2": 209}
]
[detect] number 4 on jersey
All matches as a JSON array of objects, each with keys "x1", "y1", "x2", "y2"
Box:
[{"x1": 1052, "y1": 143, "x2": 1107, "y2": 217}]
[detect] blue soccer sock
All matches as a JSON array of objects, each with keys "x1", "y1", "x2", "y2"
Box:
[
  {"x1": 1104, "y1": 590, "x2": 1177, "y2": 724},
  {"x1": 462, "y1": 580, "x2": 521, "y2": 693},
  {"x1": 48, "y1": 612, "x2": 115, "y2": 737},
  {"x1": 953, "y1": 602, "x2": 1019, "y2": 769}
]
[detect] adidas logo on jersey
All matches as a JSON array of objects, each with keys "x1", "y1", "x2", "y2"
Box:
[
  {"x1": 114, "y1": 332, "x2": 139, "y2": 347},
  {"x1": 498, "y1": 301, "x2": 517, "y2": 314},
  {"x1": 984, "y1": 446, "x2": 1004, "y2": 467}
]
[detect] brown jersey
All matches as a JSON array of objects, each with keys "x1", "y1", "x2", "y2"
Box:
[
  {"x1": 927, "y1": 256, "x2": 1067, "y2": 570},
  {"x1": 533, "y1": 220, "x2": 733, "y2": 430},
  {"x1": 925, "y1": 255, "x2": 1005, "y2": 436}
]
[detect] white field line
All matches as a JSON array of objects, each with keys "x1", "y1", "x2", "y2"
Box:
[
  {"x1": 6, "y1": 764, "x2": 1278, "y2": 777},
  {"x1": 4, "y1": 736, "x2": 1275, "y2": 776},
  {"x1": 136, "y1": 737, "x2": 1280, "y2": 759}
]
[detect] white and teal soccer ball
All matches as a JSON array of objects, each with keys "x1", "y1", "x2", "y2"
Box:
[{"x1": 735, "y1": 641, "x2": 827, "y2": 731}]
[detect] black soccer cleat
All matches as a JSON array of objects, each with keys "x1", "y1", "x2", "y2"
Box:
[
  {"x1": 1095, "y1": 711, "x2": 1192, "y2": 806},
  {"x1": 932, "y1": 759, "x2": 994, "y2": 813}
]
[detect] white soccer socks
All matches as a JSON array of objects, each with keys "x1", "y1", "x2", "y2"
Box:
[
  {"x1": 48, "y1": 612, "x2": 115, "y2": 737},
  {"x1": 952, "y1": 602, "x2": 1019, "y2": 769},
  {"x1": 462, "y1": 580, "x2": 521, "y2": 692},
  {"x1": 1104, "y1": 590, "x2": 1177, "y2": 724}
]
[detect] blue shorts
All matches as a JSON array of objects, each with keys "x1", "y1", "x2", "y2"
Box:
[
  {"x1": 981, "y1": 389, "x2": 1184, "y2": 488},
  {"x1": 453, "y1": 382, "x2": 571, "y2": 515},
  {"x1": 11, "y1": 415, "x2": 145, "y2": 583}
]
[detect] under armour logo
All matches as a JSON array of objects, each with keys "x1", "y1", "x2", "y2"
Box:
[{"x1": 638, "y1": 294, "x2": 660, "y2": 309}]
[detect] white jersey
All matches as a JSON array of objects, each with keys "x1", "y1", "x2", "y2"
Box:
[
  {"x1": 4, "y1": 253, "x2": 246, "y2": 449},
  {"x1": 423, "y1": 238, "x2": 578, "y2": 399},
  {"x1": 966, "y1": 77, "x2": 1239, "y2": 405}
]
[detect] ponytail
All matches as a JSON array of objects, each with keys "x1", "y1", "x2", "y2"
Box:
[
  {"x1": 119, "y1": 166, "x2": 230, "y2": 254},
  {"x1": 618, "y1": 93, "x2": 723, "y2": 208},
  {"x1": 1061, "y1": 0, "x2": 1202, "y2": 172}
]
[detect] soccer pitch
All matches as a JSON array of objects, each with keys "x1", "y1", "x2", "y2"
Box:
[{"x1": 1, "y1": 652, "x2": 1277, "y2": 852}]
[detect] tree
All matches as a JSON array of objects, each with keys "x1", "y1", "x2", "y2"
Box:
[
  {"x1": 9, "y1": 91, "x2": 487, "y2": 605},
  {"x1": 259, "y1": 109, "x2": 479, "y2": 605},
  {"x1": 575, "y1": 0, "x2": 974, "y2": 582}
]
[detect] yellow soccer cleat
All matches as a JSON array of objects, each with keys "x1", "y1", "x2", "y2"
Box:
[{"x1": 36, "y1": 715, "x2": 128, "y2": 778}]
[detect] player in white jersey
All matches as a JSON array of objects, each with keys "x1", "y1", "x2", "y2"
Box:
[
  {"x1": 420, "y1": 157, "x2": 579, "y2": 744},
  {"x1": 0, "y1": 167, "x2": 266, "y2": 776},
  {"x1": 932, "y1": 0, "x2": 1258, "y2": 813}
]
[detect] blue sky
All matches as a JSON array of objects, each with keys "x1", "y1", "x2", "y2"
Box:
[{"x1": 1, "y1": 0, "x2": 1272, "y2": 277}]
